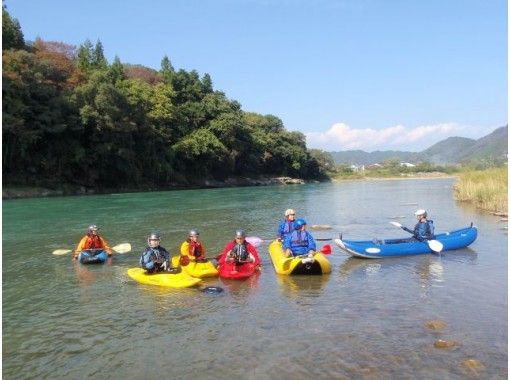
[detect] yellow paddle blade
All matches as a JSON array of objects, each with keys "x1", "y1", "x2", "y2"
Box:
[
  {"x1": 52, "y1": 249, "x2": 72, "y2": 256},
  {"x1": 112, "y1": 243, "x2": 131, "y2": 254}
]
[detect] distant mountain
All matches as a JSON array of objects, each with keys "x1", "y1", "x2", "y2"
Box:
[
  {"x1": 329, "y1": 126, "x2": 507, "y2": 165},
  {"x1": 421, "y1": 137, "x2": 476, "y2": 164},
  {"x1": 458, "y1": 126, "x2": 508, "y2": 162}
]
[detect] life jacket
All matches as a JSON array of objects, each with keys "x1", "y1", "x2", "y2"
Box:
[
  {"x1": 282, "y1": 219, "x2": 294, "y2": 235},
  {"x1": 188, "y1": 240, "x2": 203, "y2": 257},
  {"x1": 414, "y1": 220, "x2": 435, "y2": 239},
  {"x1": 289, "y1": 230, "x2": 309, "y2": 247},
  {"x1": 231, "y1": 242, "x2": 249, "y2": 261},
  {"x1": 84, "y1": 234, "x2": 102, "y2": 250}
]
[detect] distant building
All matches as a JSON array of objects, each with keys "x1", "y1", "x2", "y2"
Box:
[{"x1": 400, "y1": 162, "x2": 416, "y2": 167}]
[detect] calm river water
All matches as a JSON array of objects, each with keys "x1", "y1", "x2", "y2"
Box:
[{"x1": 2, "y1": 178, "x2": 507, "y2": 379}]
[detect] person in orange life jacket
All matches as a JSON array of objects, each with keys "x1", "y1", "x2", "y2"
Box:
[
  {"x1": 139, "y1": 232, "x2": 173, "y2": 273},
  {"x1": 283, "y1": 218, "x2": 316, "y2": 257},
  {"x1": 401, "y1": 209, "x2": 435, "y2": 242},
  {"x1": 73, "y1": 224, "x2": 112, "y2": 259},
  {"x1": 180, "y1": 229, "x2": 207, "y2": 262},
  {"x1": 277, "y1": 208, "x2": 296, "y2": 240},
  {"x1": 218, "y1": 229, "x2": 261, "y2": 268}
]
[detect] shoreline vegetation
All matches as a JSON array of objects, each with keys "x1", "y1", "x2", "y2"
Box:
[{"x1": 453, "y1": 167, "x2": 508, "y2": 217}]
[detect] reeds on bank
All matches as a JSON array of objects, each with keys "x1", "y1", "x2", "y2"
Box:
[{"x1": 453, "y1": 167, "x2": 508, "y2": 215}]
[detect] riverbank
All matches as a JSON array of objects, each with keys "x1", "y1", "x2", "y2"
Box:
[
  {"x1": 453, "y1": 167, "x2": 508, "y2": 217},
  {"x1": 331, "y1": 171, "x2": 456, "y2": 181},
  {"x1": 2, "y1": 176, "x2": 308, "y2": 200}
]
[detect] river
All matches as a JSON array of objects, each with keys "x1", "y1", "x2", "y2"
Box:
[{"x1": 2, "y1": 178, "x2": 507, "y2": 379}]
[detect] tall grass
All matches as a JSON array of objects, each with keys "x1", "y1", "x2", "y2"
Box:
[{"x1": 454, "y1": 167, "x2": 508, "y2": 214}]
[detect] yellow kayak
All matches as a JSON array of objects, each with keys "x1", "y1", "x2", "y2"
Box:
[
  {"x1": 127, "y1": 268, "x2": 202, "y2": 288},
  {"x1": 171, "y1": 256, "x2": 219, "y2": 278},
  {"x1": 268, "y1": 240, "x2": 331, "y2": 275}
]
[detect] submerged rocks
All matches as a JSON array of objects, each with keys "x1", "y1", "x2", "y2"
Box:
[
  {"x1": 433, "y1": 339, "x2": 459, "y2": 349},
  {"x1": 425, "y1": 320, "x2": 447, "y2": 330}
]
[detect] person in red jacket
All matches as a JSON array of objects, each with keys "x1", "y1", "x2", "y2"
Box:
[{"x1": 218, "y1": 229, "x2": 261, "y2": 269}]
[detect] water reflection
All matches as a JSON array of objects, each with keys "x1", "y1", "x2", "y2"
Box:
[
  {"x1": 219, "y1": 271, "x2": 261, "y2": 297},
  {"x1": 338, "y1": 257, "x2": 388, "y2": 279},
  {"x1": 72, "y1": 258, "x2": 113, "y2": 287},
  {"x1": 275, "y1": 274, "x2": 329, "y2": 298}
]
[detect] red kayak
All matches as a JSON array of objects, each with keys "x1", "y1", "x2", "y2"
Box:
[{"x1": 218, "y1": 261, "x2": 256, "y2": 280}]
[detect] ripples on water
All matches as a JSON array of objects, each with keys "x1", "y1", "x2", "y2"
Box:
[{"x1": 3, "y1": 179, "x2": 507, "y2": 379}]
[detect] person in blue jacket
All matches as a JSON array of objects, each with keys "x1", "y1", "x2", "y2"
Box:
[
  {"x1": 283, "y1": 218, "x2": 317, "y2": 257},
  {"x1": 401, "y1": 209, "x2": 435, "y2": 241},
  {"x1": 277, "y1": 208, "x2": 296, "y2": 240},
  {"x1": 140, "y1": 232, "x2": 176, "y2": 273}
]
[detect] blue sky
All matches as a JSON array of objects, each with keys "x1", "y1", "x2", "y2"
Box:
[{"x1": 6, "y1": 0, "x2": 508, "y2": 152}]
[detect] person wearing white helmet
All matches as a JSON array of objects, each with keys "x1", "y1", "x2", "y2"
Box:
[
  {"x1": 73, "y1": 224, "x2": 112, "y2": 259},
  {"x1": 400, "y1": 209, "x2": 435, "y2": 241},
  {"x1": 180, "y1": 229, "x2": 207, "y2": 262},
  {"x1": 277, "y1": 208, "x2": 296, "y2": 240},
  {"x1": 139, "y1": 232, "x2": 175, "y2": 273}
]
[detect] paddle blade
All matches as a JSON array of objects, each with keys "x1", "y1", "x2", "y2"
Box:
[
  {"x1": 112, "y1": 243, "x2": 131, "y2": 254},
  {"x1": 310, "y1": 225, "x2": 332, "y2": 230},
  {"x1": 428, "y1": 240, "x2": 444, "y2": 253},
  {"x1": 246, "y1": 236, "x2": 263, "y2": 247},
  {"x1": 320, "y1": 244, "x2": 332, "y2": 255},
  {"x1": 390, "y1": 221, "x2": 402, "y2": 228},
  {"x1": 179, "y1": 255, "x2": 190, "y2": 266},
  {"x1": 52, "y1": 249, "x2": 72, "y2": 256}
]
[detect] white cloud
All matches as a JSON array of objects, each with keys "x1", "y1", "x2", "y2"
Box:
[{"x1": 305, "y1": 122, "x2": 469, "y2": 152}]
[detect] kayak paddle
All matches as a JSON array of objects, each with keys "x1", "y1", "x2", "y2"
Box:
[
  {"x1": 52, "y1": 243, "x2": 132, "y2": 256},
  {"x1": 389, "y1": 222, "x2": 444, "y2": 253},
  {"x1": 246, "y1": 236, "x2": 332, "y2": 248}
]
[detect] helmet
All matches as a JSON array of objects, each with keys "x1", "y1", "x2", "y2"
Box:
[
  {"x1": 285, "y1": 209, "x2": 296, "y2": 217},
  {"x1": 294, "y1": 218, "x2": 307, "y2": 229},
  {"x1": 148, "y1": 232, "x2": 161, "y2": 248},
  {"x1": 235, "y1": 229, "x2": 246, "y2": 238},
  {"x1": 88, "y1": 224, "x2": 99, "y2": 232},
  {"x1": 414, "y1": 209, "x2": 427, "y2": 217},
  {"x1": 189, "y1": 229, "x2": 199, "y2": 237}
]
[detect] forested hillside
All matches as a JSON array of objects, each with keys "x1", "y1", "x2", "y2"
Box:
[{"x1": 2, "y1": 8, "x2": 328, "y2": 192}]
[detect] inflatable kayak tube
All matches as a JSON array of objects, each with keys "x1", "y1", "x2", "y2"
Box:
[
  {"x1": 78, "y1": 250, "x2": 108, "y2": 264},
  {"x1": 335, "y1": 225, "x2": 477, "y2": 259},
  {"x1": 218, "y1": 261, "x2": 256, "y2": 280},
  {"x1": 127, "y1": 268, "x2": 202, "y2": 288},
  {"x1": 171, "y1": 256, "x2": 219, "y2": 278},
  {"x1": 268, "y1": 240, "x2": 331, "y2": 275}
]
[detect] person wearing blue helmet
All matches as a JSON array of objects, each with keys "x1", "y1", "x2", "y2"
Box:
[{"x1": 283, "y1": 218, "x2": 317, "y2": 257}]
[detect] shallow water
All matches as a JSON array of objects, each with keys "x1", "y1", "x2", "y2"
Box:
[{"x1": 3, "y1": 178, "x2": 507, "y2": 379}]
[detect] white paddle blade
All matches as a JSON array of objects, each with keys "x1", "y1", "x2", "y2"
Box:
[
  {"x1": 113, "y1": 243, "x2": 132, "y2": 254},
  {"x1": 246, "y1": 236, "x2": 263, "y2": 247},
  {"x1": 52, "y1": 249, "x2": 72, "y2": 256},
  {"x1": 310, "y1": 224, "x2": 332, "y2": 230},
  {"x1": 390, "y1": 221, "x2": 402, "y2": 228},
  {"x1": 428, "y1": 240, "x2": 443, "y2": 253}
]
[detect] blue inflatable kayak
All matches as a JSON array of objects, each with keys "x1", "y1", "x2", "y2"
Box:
[
  {"x1": 335, "y1": 225, "x2": 477, "y2": 258},
  {"x1": 78, "y1": 250, "x2": 108, "y2": 264}
]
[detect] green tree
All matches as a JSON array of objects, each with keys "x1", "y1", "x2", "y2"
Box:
[
  {"x1": 92, "y1": 39, "x2": 108, "y2": 69},
  {"x1": 108, "y1": 55, "x2": 125, "y2": 84},
  {"x1": 76, "y1": 39, "x2": 94, "y2": 71},
  {"x1": 2, "y1": 6, "x2": 24, "y2": 50}
]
